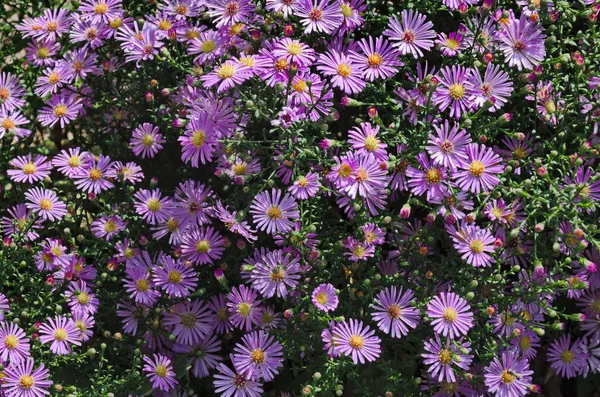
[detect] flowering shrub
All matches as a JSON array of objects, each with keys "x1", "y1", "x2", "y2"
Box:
[{"x1": 2, "y1": 0, "x2": 600, "y2": 396}]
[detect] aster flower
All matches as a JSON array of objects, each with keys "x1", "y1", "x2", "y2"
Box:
[
  {"x1": 250, "y1": 189, "x2": 299, "y2": 235},
  {"x1": 163, "y1": 300, "x2": 213, "y2": 346},
  {"x1": 70, "y1": 18, "x2": 110, "y2": 50},
  {"x1": 24, "y1": 187, "x2": 68, "y2": 221},
  {"x1": 343, "y1": 152, "x2": 387, "y2": 199},
  {"x1": 427, "y1": 292, "x2": 474, "y2": 339},
  {"x1": 406, "y1": 152, "x2": 450, "y2": 201},
  {"x1": 1, "y1": 357, "x2": 52, "y2": 397},
  {"x1": 316, "y1": 50, "x2": 365, "y2": 95},
  {"x1": 123, "y1": 27, "x2": 163, "y2": 66},
  {"x1": 383, "y1": 10, "x2": 436, "y2": 58},
  {"x1": 348, "y1": 122, "x2": 388, "y2": 161},
  {"x1": 371, "y1": 286, "x2": 420, "y2": 338},
  {"x1": 208, "y1": 294, "x2": 234, "y2": 335},
  {"x1": 213, "y1": 360, "x2": 263, "y2": 397},
  {"x1": 0, "y1": 72, "x2": 26, "y2": 113},
  {"x1": 343, "y1": 237, "x2": 376, "y2": 261},
  {"x1": 72, "y1": 312, "x2": 95, "y2": 342},
  {"x1": 227, "y1": 285, "x2": 262, "y2": 331},
  {"x1": 288, "y1": 172, "x2": 320, "y2": 200},
  {"x1": 173, "y1": 334, "x2": 222, "y2": 379},
  {"x1": 7, "y1": 154, "x2": 52, "y2": 184},
  {"x1": 181, "y1": 226, "x2": 225, "y2": 265},
  {"x1": 52, "y1": 148, "x2": 91, "y2": 177},
  {"x1": 173, "y1": 179, "x2": 214, "y2": 228},
  {"x1": 496, "y1": 14, "x2": 546, "y2": 71},
  {"x1": 468, "y1": 63, "x2": 513, "y2": 112},
  {"x1": 355, "y1": 36, "x2": 402, "y2": 81},
  {"x1": 143, "y1": 354, "x2": 178, "y2": 392},
  {"x1": 90, "y1": 214, "x2": 127, "y2": 240},
  {"x1": 214, "y1": 200, "x2": 258, "y2": 243},
  {"x1": 25, "y1": 38, "x2": 60, "y2": 67},
  {"x1": 548, "y1": 335, "x2": 587, "y2": 379},
  {"x1": 206, "y1": 0, "x2": 255, "y2": 28},
  {"x1": 1, "y1": 204, "x2": 43, "y2": 241},
  {"x1": 201, "y1": 60, "x2": 252, "y2": 92},
  {"x1": 510, "y1": 329, "x2": 541, "y2": 360},
  {"x1": 250, "y1": 249, "x2": 301, "y2": 298},
  {"x1": 454, "y1": 226, "x2": 496, "y2": 267},
  {"x1": 233, "y1": 330, "x2": 283, "y2": 382},
  {"x1": 39, "y1": 315, "x2": 82, "y2": 355},
  {"x1": 312, "y1": 283, "x2": 339, "y2": 312},
  {"x1": 432, "y1": 66, "x2": 476, "y2": 119},
  {"x1": 178, "y1": 113, "x2": 218, "y2": 167},
  {"x1": 79, "y1": 0, "x2": 123, "y2": 24},
  {"x1": 188, "y1": 30, "x2": 227, "y2": 65},
  {"x1": 484, "y1": 350, "x2": 534, "y2": 397},
  {"x1": 296, "y1": 0, "x2": 343, "y2": 34},
  {"x1": 130, "y1": 123, "x2": 165, "y2": 158},
  {"x1": 337, "y1": 0, "x2": 366, "y2": 33},
  {"x1": 0, "y1": 110, "x2": 31, "y2": 139},
  {"x1": 38, "y1": 93, "x2": 83, "y2": 128},
  {"x1": 72, "y1": 154, "x2": 115, "y2": 194},
  {"x1": 134, "y1": 189, "x2": 174, "y2": 225},
  {"x1": 34, "y1": 65, "x2": 71, "y2": 97},
  {"x1": 41, "y1": 8, "x2": 72, "y2": 40},
  {"x1": 66, "y1": 282, "x2": 99, "y2": 316},
  {"x1": 108, "y1": 161, "x2": 144, "y2": 184},
  {"x1": 436, "y1": 32, "x2": 465, "y2": 57},
  {"x1": 265, "y1": 0, "x2": 298, "y2": 18},
  {"x1": 0, "y1": 322, "x2": 30, "y2": 364},
  {"x1": 426, "y1": 120, "x2": 471, "y2": 172},
  {"x1": 153, "y1": 255, "x2": 198, "y2": 298},
  {"x1": 454, "y1": 144, "x2": 504, "y2": 193},
  {"x1": 272, "y1": 38, "x2": 316, "y2": 67},
  {"x1": 443, "y1": 0, "x2": 478, "y2": 10},
  {"x1": 332, "y1": 319, "x2": 381, "y2": 364},
  {"x1": 123, "y1": 265, "x2": 160, "y2": 307},
  {"x1": 422, "y1": 336, "x2": 473, "y2": 383},
  {"x1": 0, "y1": 294, "x2": 8, "y2": 320}
]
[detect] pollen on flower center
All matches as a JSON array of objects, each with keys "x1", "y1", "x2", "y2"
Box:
[
  {"x1": 158, "y1": 20, "x2": 172, "y2": 31},
  {"x1": 446, "y1": 39, "x2": 460, "y2": 50},
  {"x1": 109, "y1": 17, "x2": 123, "y2": 29},
  {"x1": 180, "y1": 313, "x2": 197, "y2": 328},
  {"x1": 440, "y1": 382, "x2": 458, "y2": 393},
  {"x1": 298, "y1": 177, "x2": 309, "y2": 187},
  {"x1": 237, "y1": 302, "x2": 251, "y2": 316},
  {"x1": 337, "y1": 63, "x2": 352, "y2": 77},
  {"x1": 37, "y1": 47, "x2": 50, "y2": 59},
  {"x1": 0, "y1": 87, "x2": 9, "y2": 101},
  {"x1": 364, "y1": 136, "x2": 379, "y2": 151},
  {"x1": 48, "y1": 72, "x2": 60, "y2": 84},
  {"x1": 561, "y1": 350, "x2": 575, "y2": 363},
  {"x1": 340, "y1": 3, "x2": 353, "y2": 17},
  {"x1": 54, "y1": 328, "x2": 68, "y2": 341},
  {"x1": 217, "y1": 64, "x2": 235, "y2": 79},
  {"x1": 438, "y1": 349, "x2": 453, "y2": 364},
  {"x1": 22, "y1": 162, "x2": 37, "y2": 174},
  {"x1": 195, "y1": 240, "x2": 210, "y2": 253},
  {"x1": 469, "y1": 160, "x2": 485, "y2": 177},
  {"x1": 147, "y1": 198, "x2": 162, "y2": 212},
  {"x1": 250, "y1": 348, "x2": 266, "y2": 364},
  {"x1": 287, "y1": 42, "x2": 303, "y2": 56},
  {"x1": 19, "y1": 375, "x2": 34, "y2": 389},
  {"x1": 449, "y1": 83, "x2": 465, "y2": 100},
  {"x1": 191, "y1": 130, "x2": 206, "y2": 147},
  {"x1": 267, "y1": 206, "x2": 282, "y2": 219},
  {"x1": 225, "y1": 1, "x2": 240, "y2": 15},
  {"x1": 46, "y1": 21, "x2": 58, "y2": 31},
  {"x1": 402, "y1": 30, "x2": 416, "y2": 43},
  {"x1": 309, "y1": 8, "x2": 323, "y2": 21},
  {"x1": 166, "y1": 218, "x2": 179, "y2": 231},
  {"x1": 356, "y1": 169, "x2": 368, "y2": 182},
  {"x1": 500, "y1": 370, "x2": 517, "y2": 384},
  {"x1": 155, "y1": 364, "x2": 168, "y2": 377},
  {"x1": 234, "y1": 374, "x2": 247, "y2": 387},
  {"x1": 440, "y1": 140, "x2": 454, "y2": 153},
  {"x1": 142, "y1": 134, "x2": 155, "y2": 147},
  {"x1": 4, "y1": 335, "x2": 18, "y2": 349},
  {"x1": 481, "y1": 83, "x2": 493, "y2": 96},
  {"x1": 94, "y1": 3, "x2": 108, "y2": 14},
  {"x1": 270, "y1": 267, "x2": 285, "y2": 281},
  {"x1": 426, "y1": 169, "x2": 441, "y2": 184},
  {"x1": 201, "y1": 40, "x2": 216, "y2": 53},
  {"x1": 519, "y1": 335, "x2": 531, "y2": 349},
  {"x1": 353, "y1": 245, "x2": 366, "y2": 258},
  {"x1": 54, "y1": 104, "x2": 68, "y2": 117},
  {"x1": 514, "y1": 147, "x2": 528, "y2": 159},
  {"x1": 316, "y1": 292, "x2": 328, "y2": 305},
  {"x1": 470, "y1": 239, "x2": 484, "y2": 253},
  {"x1": 39, "y1": 198, "x2": 53, "y2": 210},
  {"x1": 89, "y1": 168, "x2": 102, "y2": 180},
  {"x1": 136, "y1": 279, "x2": 149, "y2": 292},
  {"x1": 168, "y1": 270, "x2": 182, "y2": 283},
  {"x1": 443, "y1": 307, "x2": 458, "y2": 321},
  {"x1": 233, "y1": 163, "x2": 247, "y2": 175},
  {"x1": 387, "y1": 304, "x2": 402, "y2": 319},
  {"x1": 2, "y1": 118, "x2": 15, "y2": 129},
  {"x1": 338, "y1": 163, "x2": 353, "y2": 178},
  {"x1": 77, "y1": 292, "x2": 90, "y2": 304},
  {"x1": 349, "y1": 335, "x2": 364, "y2": 349},
  {"x1": 367, "y1": 53, "x2": 383, "y2": 68},
  {"x1": 104, "y1": 220, "x2": 117, "y2": 232},
  {"x1": 512, "y1": 40, "x2": 526, "y2": 52},
  {"x1": 275, "y1": 58, "x2": 289, "y2": 71}
]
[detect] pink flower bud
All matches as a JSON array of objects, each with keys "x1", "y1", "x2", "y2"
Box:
[
  {"x1": 367, "y1": 106, "x2": 378, "y2": 118},
  {"x1": 399, "y1": 204, "x2": 411, "y2": 219}
]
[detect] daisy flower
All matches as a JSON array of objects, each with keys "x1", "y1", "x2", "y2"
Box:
[
  {"x1": 79, "y1": 0, "x2": 123, "y2": 24},
  {"x1": 1, "y1": 358, "x2": 53, "y2": 397},
  {"x1": 206, "y1": 0, "x2": 255, "y2": 28},
  {"x1": 443, "y1": 0, "x2": 478, "y2": 10},
  {"x1": 72, "y1": 154, "x2": 115, "y2": 194},
  {"x1": 484, "y1": 350, "x2": 534, "y2": 397},
  {"x1": 66, "y1": 282, "x2": 99, "y2": 316},
  {"x1": 153, "y1": 255, "x2": 198, "y2": 298},
  {"x1": 436, "y1": 32, "x2": 465, "y2": 57},
  {"x1": 201, "y1": 60, "x2": 252, "y2": 92},
  {"x1": 1, "y1": 204, "x2": 43, "y2": 241},
  {"x1": 173, "y1": 334, "x2": 222, "y2": 379},
  {"x1": 355, "y1": 36, "x2": 402, "y2": 81},
  {"x1": 427, "y1": 292, "x2": 474, "y2": 339},
  {"x1": 406, "y1": 152, "x2": 450, "y2": 202},
  {"x1": 422, "y1": 336, "x2": 473, "y2": 383},
  {"x1": 41, "y1": 9, "x2": 72, "y2": 40},
  {"x1": 272, "y1": 38, "x2": 316, "y2": 67},
  {"x1": 495, "y1": 14, "x2": 546, "y2": 71},
  {"x1": 468, "y1": 63, "x2": 513, "y2": 112},
  {"x1": 227, "y1": 285, "x2": 262, "y2": 331},
  {"x1": 510, "y1": 329, "x2": 541, "y2": 360},
  {"x1": 122, "y1": 27, "x2": 163, "y2": 66},
  {"x1": 232, "y1": 330, "x2": 284, "y2": 382},
  {"x1": 454, "y1": 144, "x2": 504, "y2": 193},
  {"x1": 72, "y1": 312, "x2": 95, "y2": 342},
  {"x1": 208, "y1": 294, "x2": 234, "y2": 335},
  {"x1": 343, "y1": 152, "x2": 387, "y2": 199},
  {"x1": 25, "y1": 38, "x2": 60, "y2": 67},
  {"x1": 52, "y1": 148, "x2": 91, "y2": 177},
  {"x1": 163, "y1": 300, "x2": 213, "y2": 346},
  {"x1": 188, "y1": 30, "x2": 227, "y2": 65},
  {"x1": 39, "y1": 315, "x2": 82, "y2": 355},
  {"x1": 371, "y1": 286, "x2": 420, "y2": 338},
  {"x1": 38, "y1": 93, "x2": 83, "y2": 128},
  {"x1": 24, "y1": 187, "x2": 68, "y2": 221},
  {"x1": 213, "y1": 361, "x2": 263, "y2": 397},
  {"x1": 0, "y1": 110, "x2": 31, "y2": 139},
  {"x1": 296, "y1": 0, "x2": 343, "y2": 34},
  {"x1": 250, "y1": 189, "x2": 300, "y2": 235},
  {"x1": 173, "y1": 179, "x2": 214, "y2": 228},
  {"x1": 134, "y1": 189, "x2": 174, "y2": 225},
  {"x1": 250, "y1": 249, "x2": 301, "y2": 298},
  {"x1": 348, "y1": 122, "x2": 388, "y2": 161},
  {"x1": 288, "y1": 172, "x2": 320, "y2": 200},
  {"x1": 311, "y1": 283, "x2": 339, "y2": 312},
  {"x1": 332, "y1": 319, "x2": 381, "y2": 364},
  {"x1": 547, "y1": 335, "x2": 587, "y2": 378},
  {"x1": 454, "y1": 226, "x2": 496, "y2": 267},
  {"x1": 0, "y1": 294, "x2": 8, "y2": 320},
  {"x1": 90, "y1": 214, "x2": 127, "y2": 240},
  {"x1": 178, "y1": 113, "x2": 218, "y2": 167},
  {"x1": 7, "y1": 154, "x2": 52, "y2": 184},
  {"x1": 0, "y1": 322, "x2": 30, "y2": 364},
  {"x1": 338, "y1": 0, "x2": 366, "y2": 33},
  {"x1": 130, "y1": 123, "x2": 165, "y2": 159},
  {"x1": 316, "y1": 50, "x2": 365, "y2": 95},
  {"x1": 265, "y1": 0, "x2": 298, "y2": 18},
  {"x1": 383, "y1": 10, "x2": 436, "y2": 58},
  {"x1": 180, "y1": 226, "x2": 225, "y2": 265},
  {"x1": 432, "y1": 66, "x2": 476, "y2": 119},
  {"x1": 426, "y1": 120, "x2": 471, "y2": 171},
  {"x1": 34, "y1": 64, "x2": 71, "y2": 97},
  {"x1": 0, "y1": 72, "x2": 26, "y2": 113},
  {"x1": 123, "y1": 265, "x2": 160, "y2": 307},
  {"x1": 143, "y1": 354, "x2": 178, "y2": 392}
]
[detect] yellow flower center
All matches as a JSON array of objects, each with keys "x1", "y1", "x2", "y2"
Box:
[
  {"x1": 196, "y1": 240, "x2": 210, "y2": 253},
  {"x1": 175, "y1": 4, "x2": 188, "y2": 14},
  {"x1": 545, "y1": 99, "x2": 556, "y2": 114},
  {"x1": 186, "y1": 30, "x2": 200, "y2": 40},
  {"x1": 340, "y1": 3, "x2": 353, "y2": 17},
  {"x1": 269, "y1": 267, "x2": 285, "y2": 282},
  {"x1": 48, "y1": 71, "x2": 60, "y2": 84},
  {"x1": 2, "y1": 118, "x2": 15, "y2": 130},
  {"x1": 337, "y1": 63, "x2": 352, "y2": 78},
  {"x1": 237, "y1": 302, "x2": 251, "y2": 316},
  {"x1": 387, "y1": 304, "x2": 402, "y2": 319},
  {"x1": 591, "y1": 300, "x2": 600, "y2": 313},
  {"x1": 338, "y1": 164, "x2": 353, "y2": 178},
  {"x1": 469, "y1": 160, "x2": 485, "y2": 177},
  {"x1": 470, "y1": 239, "x2": 484, "y2": 254},
  {"x1": 438, "y1": 349, "x2": 453, "y2": 365},
  {"x1": 561, "y1": 350, "x2": 575, "y2": 363},
  {"x1": 104, "y1": 220, "x2": 117, "y2": 233},
  {"x1": 22, "y1": 162, "x2": 37, "y2": 174},
  {"x1": 39, "y1": 198, "x2": 53, "y2": 210},
  {"x1": 37, "y1": 47, "x2": 50, "y2": 59},
  {"x1": 75, "y1": 321, "x2": 87, "y2": 332},
  {"x1": 19, "y1": 375, "x2": 34, "y2": 389},
  {"x1": 233, "y1": 163, "x2": 247, "y2": 175},
  {"x1": 155, "y1": 364, "x2": 168, "y2": 377},
  {"x1": 217, "y1": 64, "x2": 235, "y2": 79},
  {"x1": 54, "y1": 328, "x2": 68, "y2": 341},
  {"x1": 316, "y1": 292, "x2": 328, "y2": 305},
  {"x1": 353, "y1": 245, "x2": 366, "y2": 258},
  {"x1": 501, "y1": 370, "x2": 517, "y2": 384},
  {"x1": 141, "y1": 134, "x2": 155, "y2": 147},
  {"x1": 440, "y1": 382, "x2": 458, "y2": 393},
  {"x1": 147, "y1": 198, "x2": 162, "y2": 212},
  {"x1": 292, "y1": 79, "x2": 307, "y2": 92},
  {"x1": 364, "y1": 136, "x2": 379, "y2": 152},
  {"x1": 200, "y1": 40, "x2": 216, "y2": 53},
  {"x1": 217, "y1": 308, "x2": 229, "y2": 320},
  {"x1": 191, "y1": 130, "x2": 206, "y2": 147},
  {"x1": 181, "y1": 313, "x2": 197, "y2": 328},
  {"x1": 168, "y1": 270, "x2": 182, "y2": 283},
  {"x1": 287, "y1": 42, "x2": 303, "y2": 55},
  {"x1": 275, "y1": 58, "x2": 289, "y2": 71},
  {"x1": 426, "y1": 169, "x2": 441, "y2": 184},
  {"x1": 239, "y1": 56, "x2": 255, "y2": 67},
  {"x1": 298, "y1": 177, "x2": 309, "y2": 187},
  {"x1": 94, "y1": 3, "x2": 108, "y2": 14},
  {"x1": 89, "y1": 168, "x2": 102, "y2": 180},
  {"x1": 77, "y1": 292, "x2": 90, "y2": 304},
  {"x1": 46, "y1": 21, "x2": 58, "y2": 32},
  {"x1": 367, "y1": 53, "x2": 383, "y2": 68},
  {"x1": 250, "y1": 348, "x2": 266, "y2": 364},
  {"x1": 446, "y1": 39, "x2": 460, "y2": 50},
  {"x1": 54, "y1": 104, "x2": 68, "y2": 117},
  {"x1": 229, "y1": 23, "x2": 244, "y2": 35},
  {"x1": 109, "y1": 17, "x2": 123, "y2": 29},
  {"x1": 136, "y1": 279, "x2": 149, "y2": 292},
  {"x1": 167, "y1": 218, "x2": 179, "y2": 231},
  {"x1": 158, "y1": 20, "x2": 172, "y2": 31},
  {"x1": 267, "y1": 206, "x2": 282, "y2": 219},
  {"x1": 449, "y1": 83, "x2": 465, "y2": 100},
  {"x1": 4, "y1": 335, "x2": 18, "y2": 349},
  {"x1": 349, "y1": 335, "x2": 364, "y2": 349},
  {"x1": 519, "y1": 335, "x2": 531, "y2": 350},
  {"x1": 443, "y1": 307, "x2": 458, "y2": 321}
]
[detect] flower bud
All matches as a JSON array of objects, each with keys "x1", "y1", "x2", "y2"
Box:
[{"x1": 399, "y1": 204, "x2": 411, "y2": 219}]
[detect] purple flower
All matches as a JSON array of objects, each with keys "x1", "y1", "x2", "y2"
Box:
[
  {"x1": 547, "y1": 334, "x2": 587, "y2": 378},
  {"x1": 406, "y1": 152, "x2": 450, "y2": 202},
  {"x1": 79, "y1": 0, "x2": 123, "y2": 24},
  {"x1": 153, "y1": 255, "x2": 198, "y2": 298},
  {"x1": 510, "y1": 329, "x2": 541, "y2": 360},
  {"x1": 311, "y1": 283, "x2": 339, "y2": 312},
  {"x1": 468, "y1": 63, "x2": 513, "y2": 112},
  {"x1": 1, "y1": 204, "x2": 43, "y2": 242},
  {"x1": 173, "y1": 179, "x2": 214, "y2": 229},
  {"x1": 454, "y1": 144, "x2": 504, "y2": 193},
  {"x1": 454, "y1": 226, "x2": 496, "y2": 267},
  {"x1": 131, "y1": 123, "x2": 165, "y2": 158},
  {"x1": 187, "y1": 30, "x2": 227, "y2": 65},
  {"x1": 72, "y1": 154, "x2": 115, "y2": 194},
  {"x1": 25, "y1": 187, "x2": 68, "y2": 221},
  {"x1": 1, "y1": 357, "x2": 52, "y2": 397},
  {"x1": 39, "y1": 315, "x2": 82, "y2": 355},
  {"x1": 0, "y1": 109, "x2": 31, "y2": 139},
  {"x1": 41, "y1": 9, "x2": 72, "y2": 40},
  {"x1": 123, "y1": 27, "x2": 163, "y2": 66},
  {"x1": 208, "y1": 294, "x2": 234, "y2": 335},
  {"x1": 316, "y1": 50, "x2": 365, "y2": 94},
  {"x1": 206, "y1": 0, "x2": 255, "y2": 28},
  {"x1": 213, "y1": 360, "x2": 263, "y2": 397},
  {"x1": 250, "y1": 249, "x2": 301, "y2": 298},
  {"x1": 52, "y1": 148, "x2": 92, "y2": 177},
  {"x1": 173, "y1": 334, "x2": 222, "y2": 379},
  {"x1": 0, "y1": 322, "x2": 30, "y2": 364},
  {"x1": 296, "y1": 0, "x2": 342, "y2": 34},
  {"x1": 272, "y1": 38, "x2": 315, "y2": 67},
  {"x1": 72, "y1": 312, "x2": 95, "y2": 342},
  {"x1": 143, "y1": 354, "x2": 178, "y2": 392},
  {"x1": 383, "y1": 10, "x2": 436, "y2": 58},
  {"x1": 38, "y1": 93, "x2": 83, "y2": 127},
  {"x1": 422, "y1": 336, "x2": 473, "y2": 383},
  {"x1": 163, "y1": 300, "x2": 213, "y2": 346},
  {"x1": 180, "y1": 226, "x2": 225, "y2": 265},
  {"x1": 66, "y1": 282, "x2": 99, "y2": 316},
  {"x1": 26, "y1": 38, "x2": 60, "y2": 67},
  {"x1": 0, "y1": 294, "x2": 8, "y2": 320},
  {"x1": 426, "y1": 120, "x2": 471, "y2": 171},
  {"x1": 134, "y1": 189, "x2": 175, "y2": 225},
  {"x1": 178, "y1": 113, "x2": 218, "y2": 167},
  {"x1": 427, "y1": 292, "x2": 474, "y2": 339},
  {"x1": 332, "y1": 319, "x2": 381, "y2": 364},
  {"x1": 123, "y1": 265, "x2": 160, "y2": 307},
  {"x1": 348, "y1": 122, "x2": 388, "y2": 161},
  {"x1": 443, "y1": 0, "x2": 478, "y2": 10},
  {"x1": 484, "y1": 350, "x2": 534, "y2": 397},
  {"x1": 7, "y1": 154, "x2": 52, "y2": 184},
  {"x1": 432, "y1": 66, "x2": 476, "y2": 119},
  {"x1": 227, "y1": 285, "x2": 262, "y2": 331},
  {"x1": 355, "y1": 36, "x2": 402, "y2": 81},
  {"x1": 343, "y1": 152, "x2": 387, "y2": 199},
  {"x1": 201, "y1": 61, "x2": 252, "y2": 92},
  {"x1": 90, "y1": 214, "x2": 127, "y2": 240},
  {"x1": 436, "y1": 32, "x2": 465, "y2": 57},
  {"x1": 371, "y1": 286, "x2": 420, "y2": 338},
  {"x1": 250, "y1": 189, "x2": 300, "y2": 235},
  {"x1": 0, "y1": 72, "x2": 26, "y2": 113},
  {"x1": 496, "y1": 14, "x2": 546, "y2": 71},
  {"x1": 232, "y1": 330, "x2": 283, "y2": 381},
  {"x1": 288, "y1": 172, "x2": 320, "y2": 200},
  {"x1": 343, "y1": 237, "x2": 375, "y2": 261}
]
